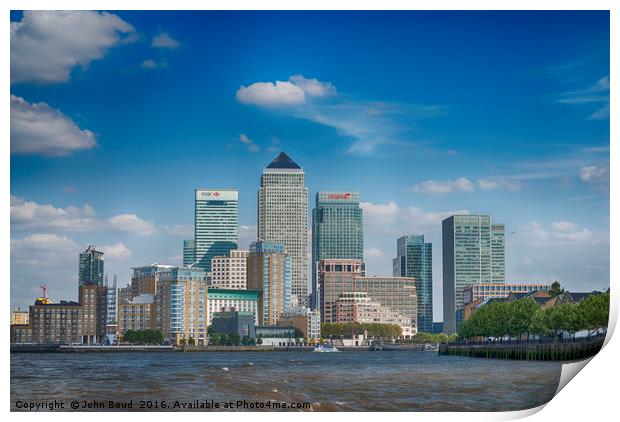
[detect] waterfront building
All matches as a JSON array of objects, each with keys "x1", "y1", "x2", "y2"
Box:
[
  {"x1": 210, "y1": 310, "x2": 256, "y2": 339},
  {"x1": 258, "y1": 152, "x2": 308, "y2": 308},
  {"x1": 29, "y1": 299, "x2": 83, "y2": 344},
  {"x1": 10, "y1": 323, "x2": 32, "y2": 344},
  {"x1": 334, "y1": 292, "x2": 413, "y2": 338},
  {"x1": 311, "y1": 191, "x2": 363, "y2": 308},
  {"x1": 353, "y1": 276, "x2": 418, "y2": 333},
  {"x1": 130, "y1": 264, "x2": 173, "y2": 298},
  {"x1": 393, "y1": 235, "x2": 433, "y2": 333},
  {"x1": 463, "y1": 282, "x2": 550, "y2": 305},
  {"x1": 207, "y1": 288, "x2": 259, "y2": 325},
  {"x1": 79, "y1": 245, "x2": 104, "y2": 286},
  {"x1": 194, "y1": 189, "x2": 238, "y2": 272},
  {"x1": 247, "y1": 241, "x2": 292, "y2": 325},
  {"x1": 11, "y1": 308, "x2": 29, "y2": 325},
  {"x1": 210, "y1": 250, "x2": 249, "y2": 289},
  {"x1": 156, "y1": 266, "x2": 209, "y2": 346},
  {"x1": 317, "y1": 258, "x2": 366, "y2": 323},
  {"x1": 442, "y1": 214, "x2": 506, "y2": 334},
  {"x1": 183, "y1": 239, "x2": 196, "y2": 267},
  {"x1": 279, "y1": 307, "x2": 321, "y2": 340},
  {"x1": 103, "y1": 277, "x2": 118, "y2": 343},
  {"x1": 117, "y1": 284, "x2": 132, "y2": 306},
  {"x1": 79, "y1": 284, "x2": 107, "y2": 344},
  {"x1": 118, "y1": 294, "x2": 157, "y2": 333}
]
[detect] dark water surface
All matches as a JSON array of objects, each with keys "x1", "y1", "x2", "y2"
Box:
[{"x1": 11, "y1": 351, "x2": 562, "y2": 411}]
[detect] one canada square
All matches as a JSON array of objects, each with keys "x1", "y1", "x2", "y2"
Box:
[{"x1": 258, "y1": 152, "x2": 309, "y2": 308}]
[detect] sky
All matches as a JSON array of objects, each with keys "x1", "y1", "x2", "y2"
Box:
[{"x1": 10, "y1": 11, "x2": 610, "y2": 321}]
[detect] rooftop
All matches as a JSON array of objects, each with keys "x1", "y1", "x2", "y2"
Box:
[{"x1": 265, "y1": 151, "x2": 301, "y2": 170}]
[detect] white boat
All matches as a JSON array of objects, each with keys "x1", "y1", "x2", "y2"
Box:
[{"x1": 314, "y1": 344, "x2": 340, "y2": 352}]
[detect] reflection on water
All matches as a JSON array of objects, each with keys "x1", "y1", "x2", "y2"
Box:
[{"x1": 11, "y1": 351, "x2": 562, "y2": 411}]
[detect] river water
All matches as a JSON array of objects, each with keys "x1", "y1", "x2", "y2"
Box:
[{"x1": 11, "y1": 351, "x2": 562, "y2": 411}]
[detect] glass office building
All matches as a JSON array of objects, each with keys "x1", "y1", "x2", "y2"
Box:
[
  {"x1": 393, "y1": 235, "x2": 433, "y2": 333},
  {"x1": 182, "y1": 239, "x2": 196, "y2": 267},
  {"x1": 79, "y1": 246, "x2": 104, "y2": 286},
  {"x1": 442, "y1": 215, "x2": 505, "y2": 334},
  {"x1": 311, "y1": 191, "x2": 363, "y2": 309},
  {"x1": 194, "y1": 189, "x2": 238, "y2": 272}
]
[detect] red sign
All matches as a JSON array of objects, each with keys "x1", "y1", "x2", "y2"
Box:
[{"x1": 328, "y1": 193, "x2": 351, "y2": 200}]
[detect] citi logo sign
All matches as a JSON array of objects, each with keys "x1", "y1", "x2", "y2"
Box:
[{"x1": 328, "y1": 193, "x2": 351, "y2": 200}]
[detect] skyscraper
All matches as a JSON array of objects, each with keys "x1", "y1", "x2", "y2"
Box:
[
  {"x1": 491, "y1": 224, "x2": 506, "y2": 283},
  {"x1": 194, "y1": 189, "x2": 238, "y2": 272},
  {"x1": 312, "y1": 191, "x2": 363, "y2": 308},
  {"x1": 393, "y1": 235, "x2": 433, "y2": 333},
  {"x1": 182, "y1": 239, "x2": 195, "y2": 267},
  {"x1": 79, "y1": 246, "x2": 104, "y2": 286},
  {"x1": 246, "y1": 241, "x2": 292, "y2": 325},
  {"x1": 442, "y1": 215, "x2": 505, "y2": 334},
  {"x1": 257, "y1": 152, "x2": 308, "y2": 307}
]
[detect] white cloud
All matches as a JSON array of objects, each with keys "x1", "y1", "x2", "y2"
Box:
[
  {"x1": 152, "y1": 32, "x2": 181, "y2": 49},
  {"x1": 289, "y1": 74, "x2": 336, "y2": 97},
  {"x1": 99, "y1": 242, "x2": 132, "y2": 260},
  {"x1": 237, "y1": 133, "x2": 260, "y2": 153},
  {"x1": 164, "y1": 224, "x2": 193, "y2": 237},
  {"x1": 11, "y1": 195, "x2": 155, "y2": 236},
  {"x1": 364, "y1": 248, "x2": 385, "y2": 258},
  {"x1": 11, "y1": 234, "x2": 79, "y2": 267},
  {"x1": 555, "y1": 76, "x2": 610, "y2": 120},
  {"x1": 141, "y1": 59, "x2": 167, "y2": 69},
  {"x1": 11, "y1": 10, "x2": 135, "y2": 84},
  {"x1": 108, "y1": 214, "x2": 156, "y2": 236},
  {"x1": 11, "y1": 95, "x2": 98, "y2": 157},
  {"x1": 412, "y1": 177, "x2": 474, "y2": 195},
  {"x1": 580, "y1": 165, "x2": 609, "y2": 183},
  {"x1": 236, "y1": 81, "x2": 306, "y2": 106},
  {"x1": 529, "y1": 221, "x2": 594, "y2": 243},
  {"x1": 478, "y1": 177, "x2": 523, "y2": 192}
]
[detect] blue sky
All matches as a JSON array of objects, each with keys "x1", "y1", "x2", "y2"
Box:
[{"x1": 10, "y1": 11, "x2": 610, "y2": 320}]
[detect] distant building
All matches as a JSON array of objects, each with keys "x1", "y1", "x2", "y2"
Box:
[
  {"x1": 393, "y1": 235, "x2": 433, "y2": 333},
  {"x1": 156, "y1": 266, "x2": 209, "y2": 346},
  {"x1": 210, "y1": 310, "x2": 256, "y2": 339},
  {"x1": 210, "y1": 250, "x2": 249, "y2": 289},
  {"x1": 30, "y1": 299, "x2": 83, "y2": 344},
  {"x1": 463, "y1": 282, "x2": 550, "y2": 305},
  {"x1": 79, "y1": 246, "x2": 104, "y2": 286},
  {"x1": 279, "y1": 307, "x2": 321, "y2": 340},
  {"x1": 11, "y1": 308, "x2": 29, "y2": 325},
  {"x1": 118, "y1": 294, "x2": 156, "y2": 333},
  {"x1": 442, "y1": 215, "x2": 506, "y2": 334},
  {"x1": 207, "y1": 288, "x2": 259, "y2": 325},
  {"x1": 131, "y1": 264, "x2": 173, "y2": 298},
  {"x1": 79, "y1": 284, "x2": 107, "y2": 344},
  {"x1": 317, "y1": 258, "x2": 366, "y2": 323},
  {"x1": 311, "y1": 191, "x2": 363, "y2": 308},
  {"x1": 194, "y1": 189, "x2": 238, "y2": 272},
  {"x1": 256, "y1": 325, "x2": 297, "y2": 339},
  {"x1": 258, "y1": 152, "x2": 308, "y2": 308},
  {"x1": 183, "y1": 239, "x2": 196, "y2": 267},
  {"x1": 334, "y1": 292, "x2": 414, "y2": 338},
  {"x1": 247, "y1": 241, "x2": 292, "y2": 325}
]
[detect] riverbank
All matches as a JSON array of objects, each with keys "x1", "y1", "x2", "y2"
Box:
[{"x1": 439, "y1": 338, "x2": 604, "y2": 361}]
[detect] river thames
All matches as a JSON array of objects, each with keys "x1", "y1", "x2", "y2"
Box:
[{"x1": 11, "y1": 351, "x2": 562, "y2": 411}]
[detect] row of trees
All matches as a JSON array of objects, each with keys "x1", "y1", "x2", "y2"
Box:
[
  {"x1": 121, "y1": 329, "x2": 164, "y2": 344},
  {"x1": 401, "y1": 332, "x2": 459, "y2": 344},
  {"x1": 459, "y1": 292, "x2": 609, "y2": 340},
  {"x1": 321, "y1": 322, "x2": 402, "y2": 339},
  {"x1": 207, "y1": 333, "x2": 261, "y2": 346}
]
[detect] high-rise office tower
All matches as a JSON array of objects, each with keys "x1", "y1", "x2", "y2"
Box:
[
  {"x1": 312, "y1": 191, "x2": 363, "y2": 309},
  {"x1": 182, "y1": 239, "x2": 196, "y2": 267},
  {"x1": 393, "y1": 235, "x2": 433, "y2": 333},
  {"x1": 194, "y1": 189, "x2": 238, "y2": 272},
  {"x1": 246, "y1": 241, "x2": 292, "y2": 325},
  {"x1": 491, "y1": 224, "x2": 506, "y2": 283},
  {"x1": 79, "y1": 246, "x2": 104, "y2": 286},
  {"x1": 442, "y1": 215, "x2": 505, "y2": 334},
  {"x1": 257, "y1": 152, "x2": 308, "y2": 307}
]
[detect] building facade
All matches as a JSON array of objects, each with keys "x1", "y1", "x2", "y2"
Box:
[
  {"x1": 79, "y1": 246, "x2": 104, "y2": 286},
  {"x1": 183, "y1": 239, "x2": 196, "y2": 267},
  {"x1": 206, "y1": 288, "x2": 260, "y2": 325},
  {"x1": 463, "y1": 282, "x2": 550, "y2": 305},
  {"x1": 79, "y1": 284, "x2": 107, "y2": 344},
  {"x1": 194, "y1": 189, "x2": 238, "y2": 272},
  {"x1": 317, "y1": 258, "x2": 365, "y2": 323},
  {"x1": 29, "y1": 300, "x2": 83, "y2": 344},
  {"x1": 442, "y1": 215, "x2": 505, "y2": 334},
  {"x1": 279, "y1": 307, "x2": 321, "y2": 340},
  {"x1": 118, "y1": 294, "x2": 157, "y2": 333},
  {"x1": 11, "y1": 308, "x2": 29, "y2": 325},
  {"x1": 130, "y1": 264, "x2": 173, "y2": 298},
  {"x1": 156, "y1": 267, "x2": 209, "y2": 345},
  {"x1": 210, "y1": 250, "x2": 249, "y2": 289},
  {"x1": 247, "y1": 241, "x2": 292, "y2": 325},
  {"x1": 311, "y1": 191, "x2": 363, "y2": 308},
  {"x1": 210, "y1": 310, "x2": 256, "y2": 339},
  {"x1": 393, "y1": 235, "x2": 433, "y2": 333},
  {"x1": 491, "y1": 224, "x2": 506, "y2": 283},
  {"x1": 258, "y1": 152, "x2": 308, "y2": 308}
]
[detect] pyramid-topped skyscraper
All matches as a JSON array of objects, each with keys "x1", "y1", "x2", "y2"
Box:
[{"x1": 258, "y1": 151, "x2": 308, "y2": 308}]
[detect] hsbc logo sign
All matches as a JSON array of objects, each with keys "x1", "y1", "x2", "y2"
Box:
[
  {"x1": 201, "y1": 191, "x2": 220, "y2": 197},
  {"x1": 196, "y1": 190, "x2": 238, "y2": 201}
]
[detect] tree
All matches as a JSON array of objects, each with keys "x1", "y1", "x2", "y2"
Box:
[
  {"x1": 549, "y1": 281, "x2": 565, "y2": 297},
  {"x1": 230, "y1": 333, "x2": 241, "y2": 346},
  {"x1": 578, "y1": 292, "x2": 610, "y2": 336},
  {"x1": 508, "y1": 299, "x2": 539, "y2": 340},
  {"x1": 209, "y1": 333, "x2": 220, "y2": 346},
  {"x1": 529, "y1": 308, "x2": 549, "y2": 340},
  {"x1": 256, "y1": 335, "x2": 263, "y2": 345},
  {"x1": 188, "y1": 337, "x2": 195, "y2": 346},
  {"x1": 179, "y1": 338, "x2": 187, "y2": 347}
]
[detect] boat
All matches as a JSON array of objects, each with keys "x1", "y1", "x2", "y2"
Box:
[{"x1": 313, "y1": 344, "x2": 340, "y2": 352}]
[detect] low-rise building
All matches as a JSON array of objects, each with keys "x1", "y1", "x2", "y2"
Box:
[
  {"x1": 118, "y1": 294, "x2": 156, "y2": 333},
  {"x1": 279, "y1": 307, "x2": 321, "y2": 340},
  {"x1": 207, "y1": 288, "x2": 259, "y2": 325},
  {"x1": 463, "y1": 282, "x2": 550, "y2": 305},
  {"x1": 210, "y1": 250, "x2": 249, "y2": 289},
  {"x1": 210, "y1": 310, "x2": 256, "y2": 338},
  {"x1": 11, "y1": 308, "x2": 29, "y2": 325},
  {"x1": 30, "y1": 300, "x2": 83, "y2": 344}
]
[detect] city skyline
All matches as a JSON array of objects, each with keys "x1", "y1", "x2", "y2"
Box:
[{"x1": 10, "y1": 11, "x2": 610, "y2": 321}]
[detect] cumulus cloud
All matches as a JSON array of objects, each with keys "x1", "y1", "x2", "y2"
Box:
[
  {"x1": 99, "y1": 242, "x2": 132, "y2": 260},
  {"x1": 412, "y1": 177, "x2": 474, "y2": 195},
  {"x1": 238, "y1": 133, "x2": 260, "y2": 153},
  {"x1": 152, "y1": 32, "x2": 181, "y2": 49},
  {"x1": 11, "y1": 10, "x2": 135, "y2": 84},
  {"x1": 364, "y1": 248, "x2": 385, "y2": 258},
  {"x1": 11, "y1": 195, "x2": 156, "y2": 236},
  {"x1": 11, "y1": 95, "x2": 98, "y2": 157},
  {"x1": 529, "y1": 221, "x2": 594, "y2": 243},
  {"x1": 236, "y1": 81, "x2": 306, "y2": 106},
  {"x1": 289, "y1": 74, "x2": 336, "y2": 97},
  {"x1": 11, "y1": 234, "x2": 79, "y2": 267},
  {"x1": 580, "y1": 165, "x2": 609, "y2": 183}
]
